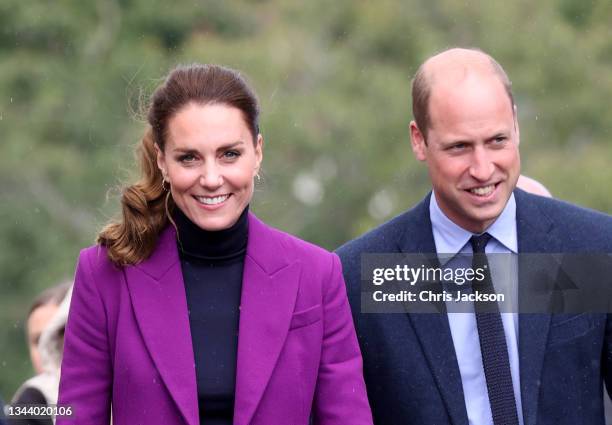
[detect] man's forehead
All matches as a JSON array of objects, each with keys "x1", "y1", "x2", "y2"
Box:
[
  {"x1": 429, "y1": 81, "x2": 514, "y2": 130},
  {"x1": 421, "y1": 50, "x2": 515, "y2": 125}
]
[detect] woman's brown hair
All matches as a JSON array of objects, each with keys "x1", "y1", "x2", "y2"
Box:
[{"x1": 98, "y1": 64, "x2": 260, "y2": 265}]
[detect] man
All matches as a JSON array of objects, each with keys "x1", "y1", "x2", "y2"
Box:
[{"x1": 337, "y1": 48, "x2": 612, "y2": 425}]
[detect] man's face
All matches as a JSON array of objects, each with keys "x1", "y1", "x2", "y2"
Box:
[{"x1": 411, "y1": 73, "x2": 520, "y2": 233}]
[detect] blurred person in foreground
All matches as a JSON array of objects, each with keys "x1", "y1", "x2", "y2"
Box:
[
  {"x1": 516, "y1": 175, "x2": 551, "y2": 197},
  {"x1": 9, "y1": 283, "x2": 72, "y2": 425},
  {"x1": 1, "y1": 399, "x2": 8, "y2": 425},
  {"x1": 337, "y1": 47, "x2": 612, "y2": 424},
  {"x1": 24, "y1": 283, "x2": 71, "y2": 377},
  {"x1": 57, "y1": 64, "x2": 372, "y2": 425}
]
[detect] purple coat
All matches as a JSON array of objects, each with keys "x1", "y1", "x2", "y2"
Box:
[{"x1": 57, "y1": 213, "x2": 372, "y2": 425}]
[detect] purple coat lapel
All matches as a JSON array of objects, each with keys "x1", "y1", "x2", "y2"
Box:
[
  {"x1": 234, "y1": 214, "x2": 300, "y2": 425},
  {"x1": 125, "y1": 213, "x2": 300, "y2": 425},
  {"x1": 125, "y1": 226, "x2": 199, "y2": 425}
]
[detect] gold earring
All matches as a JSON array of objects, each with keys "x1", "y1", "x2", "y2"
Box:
[{"x1": 161, "y1": 171, "x2": 170, "y2": 191}]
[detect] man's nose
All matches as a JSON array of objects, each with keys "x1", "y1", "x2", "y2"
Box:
[{"x1": 468, "y1": 147, "x2": 495, "y2": 181}]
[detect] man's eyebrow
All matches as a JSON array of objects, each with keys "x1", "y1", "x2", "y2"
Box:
[
  {"x1": 440, "y1": 138, "x2": 473, "y2": 147},
  {"x1": 488, "y1": 132, "x2": 510, "y2": 140}
]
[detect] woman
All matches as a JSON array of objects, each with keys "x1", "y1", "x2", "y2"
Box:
[{"x1": 57, "y1": 64, "x2": 372, "y2": 425}]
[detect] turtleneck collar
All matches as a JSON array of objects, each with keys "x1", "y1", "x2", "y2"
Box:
[{"x1": 173, "y1": 206, "x2": 249, "y2": 262}]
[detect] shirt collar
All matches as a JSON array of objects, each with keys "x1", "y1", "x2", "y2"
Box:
[{"x1": 429, "y1": 191, "x2": 517, "y2": 255}]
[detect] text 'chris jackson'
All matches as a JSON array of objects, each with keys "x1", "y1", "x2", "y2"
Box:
[{"x1": 372, "y1": 289, "x2": 504, "y2": 303}]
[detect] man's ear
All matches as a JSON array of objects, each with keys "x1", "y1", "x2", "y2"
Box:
[
  {"x1": 513, "y1": 105, "x2": 520, "y2": 146},
  {"x1": 410, "y1": 121, "x2": 427, "y2": 161}
]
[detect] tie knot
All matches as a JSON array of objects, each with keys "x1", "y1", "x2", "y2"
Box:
[{"x1": 470, "y1": 232, "x2": 492, "y2": 253}]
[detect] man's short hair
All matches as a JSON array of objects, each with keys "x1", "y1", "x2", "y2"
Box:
[{"x1": 411, "y1": 47, "x2": 515, "y2": 140}]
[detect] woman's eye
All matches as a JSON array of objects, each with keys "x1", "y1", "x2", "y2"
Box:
[
  {"x1": 178, "y1": 154, "x2": 196, "y2": 163},
  {"x1": 223, "y1": 150, "x2": 241, "y2": 159}
]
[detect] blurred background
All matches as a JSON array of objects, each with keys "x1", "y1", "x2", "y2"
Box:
[{"x1": 1, "y1": 0, "x2": 612, "y2": 400}]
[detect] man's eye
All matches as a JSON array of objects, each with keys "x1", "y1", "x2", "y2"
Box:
[
  {"x1": 491, "y1": 137, "x2": 507, "y2": 146},
  {"x1": 449, "y1": 143, "x2": 467, "y2": 151}
]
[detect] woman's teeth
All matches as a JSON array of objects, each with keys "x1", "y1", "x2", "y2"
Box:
[{"x1": 195, "y1": 195, "x2": 229, "y2": 205}]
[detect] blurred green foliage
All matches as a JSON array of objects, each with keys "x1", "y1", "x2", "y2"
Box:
[{"x1": 2, "y1": 0, "x2": 612, "y2": 398}]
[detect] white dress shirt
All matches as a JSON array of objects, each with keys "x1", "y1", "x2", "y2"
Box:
[{"x1": 429, "y1": 192, "x2": 523, "y2": 425}]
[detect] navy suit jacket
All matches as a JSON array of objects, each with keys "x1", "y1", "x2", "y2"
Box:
[{"x1": 337, "y1": 189, "x2": 612, "y2": 425}]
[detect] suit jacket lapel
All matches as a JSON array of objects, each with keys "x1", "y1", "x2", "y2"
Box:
[
  {"x1": 125, "y1": 225, "x2": 199, "y2": 425},
  {"x1": 233, "y1": 213, "x2": 300, "y2": 425},
  {"x1": 515, "y1": 189, "x2": 561, "y2": 425},
  {"x1": 400, "y1": 194, "x2": 469, "y2": 425}
]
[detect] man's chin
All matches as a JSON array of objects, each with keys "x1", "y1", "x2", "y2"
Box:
[{"x1": 465, "y1": 208, "x2": 503, "y2": 232}]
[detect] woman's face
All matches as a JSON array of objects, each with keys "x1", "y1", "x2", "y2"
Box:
[{"x1": 156, "y1": 103, "x2": 263, "y2": 231}]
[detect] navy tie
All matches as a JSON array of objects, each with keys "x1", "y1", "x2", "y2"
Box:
[{"x1": 470, "y1": 233, "x2": 519, "y2": 425}]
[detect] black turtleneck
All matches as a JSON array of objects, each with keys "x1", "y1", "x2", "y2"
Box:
[{"x1": 174, "y1": 207, "x2": 248, "y2": 425}]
